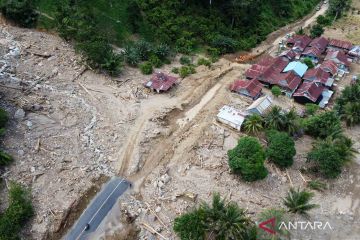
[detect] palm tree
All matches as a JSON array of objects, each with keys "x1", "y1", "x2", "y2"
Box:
[
  {"x1": 243, "y1": 114, "x2": 263, "y2": 134},
  {"x1": 283, "y1": 188, "x2": 318, "y2": 215},
  {"x1": 264, "y1": 106, "x2": 285, "y2": 130},
  {"x1": 284, "y1": 108, "x2": 300, "y2": 135},
  {"x1": 341, "y1": 102, "x2": 360, "y2": 127},
  {"x1": 202, "y1": 193, "x2": 254, "y2": 240}
]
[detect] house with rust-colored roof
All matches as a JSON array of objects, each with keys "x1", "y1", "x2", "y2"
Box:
[
  {"x1": 229, "y1": 79, "x2": 263, "y2": 100},
  {"x1": 257, "y1": 57, "x2": 289, "y2": 86},
  {"x1": 144, "y1": 72, "x2": 178, "y2": 93},
  {"x1": 245, "y1": 56, "x2": 274, "y2": 80},
  {"x1": 325, "y1": 50, "x2": 351, "y2": 72},
  {"x1": 286, "y1": 35, "x2": 312, "y2": 53},
  {"x1": 328, "y1": 39, "x2": 353, "y2": 52},
  {"x1": 280, "y1": 49, "x2": 297, "y2": 61},
  {"x1": 272, "y1": 72, "x2": 302, "y2": 97},
  {"x1": 320, "y1": 60, "x2": 338, "y2": 76},
  {"x1": 309, "y1": 37, "x2": 329, "y2": 53},
  {"x1": 293, "y1": 82, "x2": 325, "y2": 104},
  {"x1": 303, "y1": 67, "x2": 333, "y2": 87},
  {"x1": 301, "y1": 47, "x2": 322, "y2": 63}
]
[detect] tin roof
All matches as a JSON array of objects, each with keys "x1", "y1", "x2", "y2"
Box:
[
  {"x1": 273, "y1": 71, "x2": 302, "y2": 91},
  {"x1": 283, "y1": 61, "x2": 308, "y2": 77},
  {"x1": 229, "y1": 79, "x2": 262, "y2": 98},
  {"x1": 246, "y1": 95, "x2": 273, "y2": 115},
  {"x1": 325, "y1": 50, "x2": 350, "y2": 67},
  {"x1": 309, "y1": 37, "x2": 329, "y2": 52},
  {"x1": 294, "y1": 82, "x2": 324, "y2": 102},
  {"x1": 144, "y1": 72, "x2": 178, "y2": 91},
  {"x1": 320, "y1": 60, "x2": 338, "y2": 76},
  {"x1": 217, "y1": 105, "x2": 246, "y2": 127},
  {"x1": 328, "y1": 39, "x2": 353, "y2": 51},
  {"x1": 302, "y1": 47, "x2": 322, "y2": 58},
  {"x1": 303, "y1": 67, "x2": 330, "y2": 85}
]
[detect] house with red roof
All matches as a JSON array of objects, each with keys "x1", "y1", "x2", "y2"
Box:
[
  {"x1": 309, "y1": 37, "x2": 329, "y2": 53},
  {"x1": 229, "y1": 79, "x2": 263, "y2": 100},
  {"x1": 286, "y1": 35, "x2": 312, "y2": 53},
  {"x1": 293, "y1": 82, "x2": 325, "y2": 104},
  {"x1": 325, "y1": 50, "x2": 351, "y2": 72},
  {"x1": 272, "y1": 72, "x2": 302, "y2": 97},
  {"x1": 301, "y1": 47, "x2": 322, "y2": 63},
  {"x1": 280, "y1": 49, "x2": 297, "y2": 61},
  {"x1": 320, "y1": 60, "x2": 338, "y2": 76},
  {"x1": 245, "y1": 56, "x2": 274, "y2": 80},
  {"x1": 303, "y1": 67, "x2": 333, "y2": 87},
  {"x1": 144, "y1": 72, "x2": 178, "y2": 93},
  {"x1": 328, "y1": 39, "x2": 353, "y2": 52},
  {"x1": 257, "y1": 57, "x2": 289, "y2": 86}
]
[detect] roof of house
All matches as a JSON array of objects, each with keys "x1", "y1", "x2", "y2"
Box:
[
  {"x1": 328, "y1": 39, "x2": 353, "y2": 50},
  {"x1": 280, "y1": 49, "x2": 297, "y2": 60},
  {"x1": 294, "y1": 82, "x2": 325, "y2": 102},
  {"x1": 283, "y1": 61, "x2": 308, "y2": 77},
  {"x1": 273, "y1": 71, "x2": 302, "y2": 91},
  {"x1": 349, "y1": 46, "x2": 360, "y2": 57},
  {"x1": 309, "y1": 37, "x2": 329, "y2": 52},
  {"x1": 302, "y1": 47, "x2": 322, "y2": 58},
  {"x1": 229, "y1": 79, "x2": 262, "y2": 98},
  {"x1": 145, "y1": 72, "x2": 177, "y2": 91},
  {"x1": 320, "y1": 60, "x2": 338, "y2": 75},
  {"x1": 217, "y1": 105, "x2": 246, "y2": 126},
  {"x1": 303, "y1": 67, "x2": 330, "y2": 85},
  {"x1": 246, "y1": 95, "x2": 273, "y2": 114},
  {"x1": 325, "y1": 50, "x2": 350, "y2": 67},
  {"x1": 287, "y1": 35, "x2": 312, "y2": 51},
  {"x1": 245, "y1": 56, "x2": 275, "y2": 79}
]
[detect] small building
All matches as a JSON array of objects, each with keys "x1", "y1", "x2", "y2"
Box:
[
  {"x1": 348, "y1": 46, "x2": 360, "y2": 62},
  {"x1": 319, "y1": 60, "x2": 338, "y2": 76},
  {"x1": 217, "y1": 105, "x2": 246, "y2": 131},
  {"x1": 325, "y1": 50, "x2": 350, "y2": 72},
  {"x1": 246, "y1": 95, "x2": 273, "y2": 115},
  {"x1": 293, "y1": 82, "x2": 324, "y2": 104},
  {"x1": 286, "y1": 35, "x2": 312, "y2": 53},
  {"x1": 303, "y1": 67, "x2": 333, "y2": 87},
  {"x1": 229, "y1": 79, "x2": 263, "y2": 100},
  {"x1": 257, "y1": 57, "x2": 289, "y2": 86},
  {"x1": 283, "y1": 61, "x2": 308, "y2": 77},
  {"x1": 328, "y1": 39, "x2": 353, "y2": 52},
  {"x1": 309, "y1": 37, "x2": 329, "y2": 53},
  {"x1": 280, "y1": 49, "x2": 297, "y2": 61},
  {"x1": 144, "y1": 72, "x2": 178, "y2": 93},
  {"x1": 245, "y1": 56, "x2": 275, "y2": 80},
  {"x1": 301, "y1": 47, "x2": 322, "y2": 63},
  {"x1": 319, "y1": 89, "x2": 334, "y2": 108},
  {"x1": 273, "y1": 72, "x2": 302, "y2": 97}
]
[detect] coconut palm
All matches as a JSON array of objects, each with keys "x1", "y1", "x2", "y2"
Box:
[
  {"x1": 243, "y1": 114, "x2": 264, "y2": 134},
  {"x1": 283, "y1": 188, "x2": 318, "y2": 215},
  {"x1": 284, "y1": 108, "x2": 300, "y2": 135},
  {"x1": 264, "y1": 106, "x2": 285, "y2": 130},
  {"x1": 317, "y1": 135, "x2": 358, "y2": 163},
  {"x1": 203, "y1": 193, "x2": 255, "y2": 240},
  {"x1": 341, "y1": 102, "x2": 360, "y2": 127}
]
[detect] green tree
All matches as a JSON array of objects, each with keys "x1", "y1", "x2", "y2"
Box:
[
  {"x1": 328, "y1": 0, "x2": 352, "y2": 21},
  {"x1": 228, "y1": 136, "x2": 268, "y2": 181},
  {"x1": 283, "y1": 108, "x2": 301, "y2": 135},
  {"x1": 283, "y1": 188, "x2": 318, "y2": 215},
  {"x1": 264, "y1": 106, "x2": 285, "y2": 131},
  {"x1": 271, "y1": 86, "x2": 282, "y2": 97},
  {"x1": 303, "y1": 111, "x2": 342, "y2": 139},
  {"x1": 335, "y1": 82, "x2": 360, "y2": 126},
  {"x1": 303, "y1": 57, "x2": 315, "y2": 68},
  {"x1": 310, "y1": 24, "x2": 324, "y2": 38},
  {"x1": 305, "y1": 103, "x2": 319, "y2": 116},
  {"x1": 174, "y1": 193, "x2": 256, "y2": 240},
  {"x1": 139, "y1": 61, "x2": 153, "y2": 75},
  {"x1": 242, "y1": 114, "x2": 263, "y2": 134},
  {"x1": 0, "y1": 0, "x2": 38, "y2": 28},
  {"x1": 266, "y1": 130, "x2": 296, "y2": 168}
]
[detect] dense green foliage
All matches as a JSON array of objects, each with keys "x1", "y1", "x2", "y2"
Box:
[
  {"x1": 305, "y1": 103, "x2": 319, "y2": 116},
  {"x1": 328, "y1": 0, "x2": 352, "y2": 20},
  {"x1": 266, "y1": 130, "x2": 296, "y2": 168},
  {"x1": 264, "y1": 107, "x2": 301, "y2": 136},
  {"x1": 0, "y1": 0, "x2": 38, "y2": 27},
  {"x1": 335, "y1": 82, "x2": 360, "y2": 126},
  {"x1": 0, "y1": 108, "x2": 12, "y2": 167},
  {"x1": 179, "y1": 65, "x2": 196, "y2": 78},
  {"x1": 197, "y1": 58, "x2": 211, "y2": 68},
  {"x1": 303, "y1": 111, "x2": 342, "y2": 139},
  {"x1": 0, "y1": 182, "x2": 34, "y2": 240},
  {"x1": 307, "y1": 135, "x2": 355, "y2": 178},
  {"x1": 302, "y1": 57, "x2": 315, "y2": 68},
  {"x1": 139, "y1": 61, "x2": 153, "y2": 75},
  {"x1": 310, "y1": 24, "x2": 325, "y2": 38},
  {"x1": 283, "y1": 188, "x2": 318, "y2": 215},
  {"x1": 228, "y1": 136, "x2": 268, "y2": 182},
  {"x1": 271, "y1": 86, "x2": 282, "y2": 97},
  {"x1": 174, "y1": 193, "x2": 256, "y2": 240}
]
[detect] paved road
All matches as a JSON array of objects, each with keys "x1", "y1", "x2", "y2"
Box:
[{"x1": 64, "y1": 177, "x2": 131, "y2": 240}]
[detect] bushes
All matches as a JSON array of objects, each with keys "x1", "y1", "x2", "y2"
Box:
[
  {"x1": 228, "y1": 136, "x2": 268, "y2": 182},
  {"x1": 179, "y1": 56, "x2": 191, "y2": 65},
  {"x1": 283, "y1": 188, "x2": 318, "y2": 215},
  {"x1": 174, "y1": 193, "x2": 256, "y2": 240},
  {"x1": 0, "y1": 0, "x2": 38, "y2": 28},
  {"x1": 197, "y1": 58, "x2": 211, "y2": 68},
  {"x1": 210, "y1": 35, "x2": 239, "y2": 54},
  {"x1": 139, "y1": 62, "x2": 153, "y2": 75},
  {"x1": 0, "y1": 150, "x2": 13, "y2": 166},
  {"x1": 271, "y1": 86, "x2": 282, "y2": 97},
  {"x1": 0, "y1": 182, "x2": 34, "y2": 240},
  {"x1": 266, "y1": 130, "x2": 296, "y2": 168},
  {"x1": 305, "y1": 103, "x2": 319, "y2": 116},
  {"x1": 302, "y1": 57, "x2": 315, "y2": 68},
  {"x1": 310, "y1": 24, "x2": 324, "y2": 38},
  {"x1": 303, "y1": 111, "x2": 342, "y2": 139},
  {"x1": 335, "y1": 82, "x2": 360, "y2": 126},
  {"x1": 179, "y1": 65, "x2": 196, "y2": 78}
]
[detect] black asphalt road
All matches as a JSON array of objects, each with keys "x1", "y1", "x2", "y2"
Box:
[{"x1": 64, "y1": 177, "x2": 131, "y2": 240}]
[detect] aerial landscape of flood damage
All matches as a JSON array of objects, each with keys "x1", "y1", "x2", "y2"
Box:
[{"x1": 0, "y1": 0, "x2": 359, "y2": 239}]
